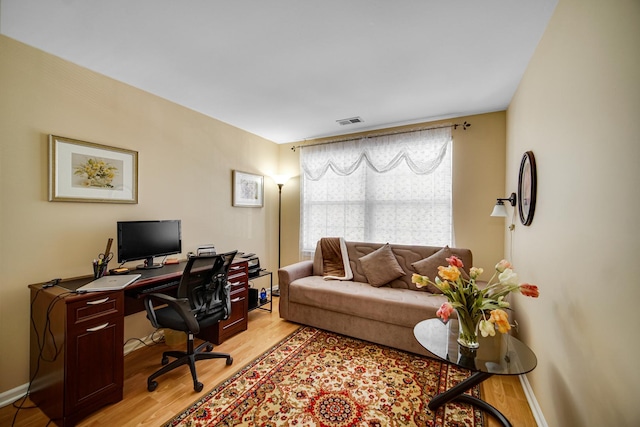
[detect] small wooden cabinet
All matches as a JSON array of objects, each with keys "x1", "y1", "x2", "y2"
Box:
[{"x1": 29, "y1": 287, "x2": 124, "y2": 427}]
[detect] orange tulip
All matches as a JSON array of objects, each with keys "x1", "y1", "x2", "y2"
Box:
[{"x1": 489, "y1": 309, "x2": 511, "y2": 333}]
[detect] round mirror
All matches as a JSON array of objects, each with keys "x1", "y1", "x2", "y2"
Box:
[{"x1": 518, "y1": 151, "x2": 537, "y2": 226}]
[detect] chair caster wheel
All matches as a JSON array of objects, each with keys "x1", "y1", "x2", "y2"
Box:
[
  {"x1": 226, "y1": 356, "x2": 233, "y2": 365},
  {"x1": 205, "y1": 344, "x2": 213, "y2": 352},
  {"x1": 148, "y1": 381, "x2": 158, "y2": 392},
  {"x1": 161, "y1": 356, "x2": 169, "y2": 365},
  {"x1": 194, "y1": 382, "x2": 203, "y2": 392}
]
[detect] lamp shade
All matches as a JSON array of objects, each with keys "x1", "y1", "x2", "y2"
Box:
[
  {"x1": 273, "y1": 175, "x2": 290, "y2": 186},
  {"x1": 490, "y1": 202, "x2": 508, "y2": 217}
]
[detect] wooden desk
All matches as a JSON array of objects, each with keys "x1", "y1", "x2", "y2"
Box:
[{"x1": 28, "y1": 258, "x2": 248, "y2": 427}]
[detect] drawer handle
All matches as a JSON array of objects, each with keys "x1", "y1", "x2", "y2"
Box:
[
  {"x1": 231, "y1": 297, "x2": 241, "y2": 302},
  {"x1": 86, "y1": 297, "x2": 110, "y2": 305},
  {"x1": 86, "y1": 322, "x2": 109, "y2": 332}
]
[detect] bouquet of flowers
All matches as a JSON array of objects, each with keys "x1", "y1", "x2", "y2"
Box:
[
  {"x1": 412, "y1": 255, "x2": 539, "y2": 348},
  {"x1": 74, "y1": 158, "x2": 117, "y2": 188}
]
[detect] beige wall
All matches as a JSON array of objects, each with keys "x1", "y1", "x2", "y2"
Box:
[
  {"x1": 507, "y1": 0, "x2": 640, "y2": 425},
  {"x1": 277, "y1": 111, "x2": 508, "y2": 271},
  {"x1": 0, "y1": 36, "x2": 280, "y2": 393}
]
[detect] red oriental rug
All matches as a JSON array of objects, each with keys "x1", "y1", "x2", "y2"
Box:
[{"x1": 165, "y1": 327, "x2": 483, "y2": 427}]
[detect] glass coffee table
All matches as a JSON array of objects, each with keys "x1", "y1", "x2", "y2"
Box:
[{"x1": 414, "y1": 318, "x2": 537, "y2": 427}]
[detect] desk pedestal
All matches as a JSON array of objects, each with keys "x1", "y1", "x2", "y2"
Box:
[{"x1": 29, "y1": 287, "x2": 124, "y2": 427}]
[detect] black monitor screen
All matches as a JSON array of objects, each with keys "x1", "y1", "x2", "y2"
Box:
[{"x1": 117, "y1": 220, "x2": 181, "y2": 269}]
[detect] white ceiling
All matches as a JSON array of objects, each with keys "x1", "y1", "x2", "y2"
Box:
[{"x1": 0, "y1": 0, "x2": 557, "y2": 143}]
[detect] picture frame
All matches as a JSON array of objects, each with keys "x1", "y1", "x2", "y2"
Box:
[
  {"x1": 232, "y1": 170, "x2": 264, "y2": 207},
  {"x1": 517, "y1": 151, "x2": 537, "y2": 226},
  {"x1": 49, "y1": 135, "x2": 138, "y2": 203}
]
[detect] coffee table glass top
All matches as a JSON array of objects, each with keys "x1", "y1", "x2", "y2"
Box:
[{"x1": 414, "y1": 319, "x2": 537, "y2": 376}]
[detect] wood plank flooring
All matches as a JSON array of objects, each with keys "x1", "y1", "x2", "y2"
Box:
[{"x1": 1, "y1": 298, "x2": 536, "y2": 426}]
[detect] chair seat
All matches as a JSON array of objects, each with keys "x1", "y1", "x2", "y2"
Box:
[{"x1": 154, "y1": 304, "x2": 227, "y2": 332}]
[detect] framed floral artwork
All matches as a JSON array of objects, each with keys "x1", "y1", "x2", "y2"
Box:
[
  {"x1": 48, "y1": 135, "x2": 138, "y2": 203},
  {"x1": 232, "y1": 170, "x2": 264, "y2": 207}
]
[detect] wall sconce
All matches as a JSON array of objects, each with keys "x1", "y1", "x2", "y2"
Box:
[{"x1": 490, "y1": 192, "x2": 517, "y2": 218}]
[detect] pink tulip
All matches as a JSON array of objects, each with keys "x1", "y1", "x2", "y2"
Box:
[
  {"x1": 436, "y1": 302, "x2": 454, "y2": 323},
  {"x1": 495, "y1": 259, "x2": 512, "y2": 273}
]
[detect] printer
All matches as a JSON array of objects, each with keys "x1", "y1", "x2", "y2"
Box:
[{"x1": 238, "y1": 252, "x2": 261, "y2": 278}]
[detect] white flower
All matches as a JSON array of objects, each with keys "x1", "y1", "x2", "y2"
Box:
[
  {"x1": 479, "y1": 319, "x2": 496, "y2": 337},
  {"x1": 498, "y1": 268, "x2": 519, "y2": 286}
]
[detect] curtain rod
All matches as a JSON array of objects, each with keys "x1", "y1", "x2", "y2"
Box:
[{"x1": 290, "y1": 121, "x2": 470, "y2": 152}]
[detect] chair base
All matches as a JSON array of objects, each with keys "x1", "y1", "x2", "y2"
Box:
[{"x1": 147, "y1": 340, "x2": 233, "y2": 392}]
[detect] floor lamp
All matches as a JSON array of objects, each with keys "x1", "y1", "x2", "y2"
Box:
[{"x1": 273, "y1": 175, "x2": 289, "y2": 296}]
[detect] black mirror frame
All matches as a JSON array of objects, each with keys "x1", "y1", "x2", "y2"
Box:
[{"x1": 517, "y1": 151, "x2": 537, "y2": 226}]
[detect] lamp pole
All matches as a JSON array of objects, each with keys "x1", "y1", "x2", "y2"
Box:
[{"x1": 277, "y1": 183, "x2": 283, "y2": 269}]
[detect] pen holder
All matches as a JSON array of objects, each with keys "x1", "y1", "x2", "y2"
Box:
[{"x1": 93, "y1": 262, "x2": 108, "y2": 279}]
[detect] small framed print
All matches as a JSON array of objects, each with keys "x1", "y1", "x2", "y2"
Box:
[
  {"x1": 517, "y1": 151, "x2": 537, "y2": 226},
  {"x1": 232, "y1": 170, "x2": 264, "y2": 207},
  {"x1": 49, "y1": 135, "x2": 138, "y2": 203}
]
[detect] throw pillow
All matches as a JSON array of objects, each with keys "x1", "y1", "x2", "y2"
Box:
[
  {"x1": 359, "y1": 243, "x2": 405, "y2": 287},
  {"x1": 411, "y1": 246, "x2": 453, "y2": 293}
]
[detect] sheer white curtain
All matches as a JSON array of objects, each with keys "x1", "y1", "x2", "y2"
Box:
[{"x1": 300, "y1": 126, "x2": 453, "y2": 255}]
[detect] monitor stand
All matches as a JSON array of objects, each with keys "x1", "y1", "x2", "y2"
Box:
[{"x1": 136, "y1": 257, "x2": 163, "y2": 270}]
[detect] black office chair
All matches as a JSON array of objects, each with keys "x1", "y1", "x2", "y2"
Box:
[{"x1": 143, "y1": 251, "x2": 237, "y2": 392}]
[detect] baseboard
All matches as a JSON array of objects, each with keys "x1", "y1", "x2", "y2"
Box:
[
  {"x1": 519, "y1": 374, "x2": 548, "y2": 427},
  {"x1": 1, "y1": 332, "x2": 161, "y2": 409},
  {"x1": 0, "y1": 383, "x2": 29, "y2": 409}
]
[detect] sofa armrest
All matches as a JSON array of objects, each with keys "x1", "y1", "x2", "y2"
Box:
[{"x1": 278, "y1": 260, "x2": 313, "y2": 319}]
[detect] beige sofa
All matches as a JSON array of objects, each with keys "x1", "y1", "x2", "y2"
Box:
[{"x1": 278, "y1": 241, "x2": 473, "y2": 357}]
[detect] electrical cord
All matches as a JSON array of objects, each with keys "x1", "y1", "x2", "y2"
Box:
[{"x1": 123, "y1": 328, "x2": 165, "y2": 349}]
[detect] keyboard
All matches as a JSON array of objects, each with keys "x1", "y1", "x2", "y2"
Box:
[{"x1": 136, "y1": 279, "x2": 181, "y2": 295}]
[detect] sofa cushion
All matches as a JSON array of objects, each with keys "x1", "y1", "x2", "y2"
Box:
[
  {"x1": 288, "y1": 276, "x2": 447, "y2": 329},
  {"x1": 358, "y1": 243, "x2": 405, "y2": 287},
  {"x1": 345, "y1": 242, "x2": 473, "y2": 290},
  {"x1": 410, "y1": 246, "x2": 454, "y2": 293}
]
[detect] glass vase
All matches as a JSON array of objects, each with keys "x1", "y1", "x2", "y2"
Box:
[{"x1": 456, "y1": 309, "x2": 480, "y2": 349}]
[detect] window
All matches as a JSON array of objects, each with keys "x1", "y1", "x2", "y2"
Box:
[{"x1": 300, "y1": 127, "x2": 452, "y2": 255}]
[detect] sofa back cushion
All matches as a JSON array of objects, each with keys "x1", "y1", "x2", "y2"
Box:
[{"x1": 345, "y1": 241, "x2": 472, "y2": 290}]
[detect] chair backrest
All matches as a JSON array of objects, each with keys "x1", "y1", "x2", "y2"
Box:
[{"x1": 178, "y1": 251, "x2": 237, "y2": 320}]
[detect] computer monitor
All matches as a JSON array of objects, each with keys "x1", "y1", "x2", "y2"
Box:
[{"x1": 117, "y1": 220, "x2": 182, "y2": 269}]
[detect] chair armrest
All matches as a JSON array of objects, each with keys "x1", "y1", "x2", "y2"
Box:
[{"x1": 144, "y1": 293, "x2": 200, "y2": 334}]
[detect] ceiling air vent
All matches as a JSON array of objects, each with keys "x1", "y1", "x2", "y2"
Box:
[{"x1": 336, "y1": 116, "x2": 364, "y2": 126}]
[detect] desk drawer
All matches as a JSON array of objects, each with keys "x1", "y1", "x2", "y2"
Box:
[{"x1": 68, "y1": 292, "x2": 123, "y2": 326}]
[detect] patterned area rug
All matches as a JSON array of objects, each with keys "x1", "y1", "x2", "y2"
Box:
[{"x1": 165, "y1": 327, "x2": 483, "y2": 427}]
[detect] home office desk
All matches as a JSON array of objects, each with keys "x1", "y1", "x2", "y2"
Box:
[{"x1": 28, "y1": 258, "x2": 248, "y2": 427}]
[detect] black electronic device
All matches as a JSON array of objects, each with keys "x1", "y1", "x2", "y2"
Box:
[
  {"x1": 117, "y1": 220, "x2": 182, "y2": 270},
  {"x1": 247, "y1": 256, "x2": 261, "y2": 278}
]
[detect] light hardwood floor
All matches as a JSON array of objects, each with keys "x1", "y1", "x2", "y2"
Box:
[{"x1": 1, "y1": 297, "x2": 536, "y2": 426}]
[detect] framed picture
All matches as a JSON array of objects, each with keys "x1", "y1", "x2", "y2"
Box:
[
  {"x1": 49, "y1": 135, "x2": 138, "y2": 203},
  {"x1": 232, "y1": 170, "x2": 264, "y2": 207},
  {"x1": 517, "y1": 151, "x2": 537, "y2": 226}
]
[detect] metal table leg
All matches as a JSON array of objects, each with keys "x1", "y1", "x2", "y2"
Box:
[{"x1": 428, "y1": 371, "x2": 512, "y2": 427}]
